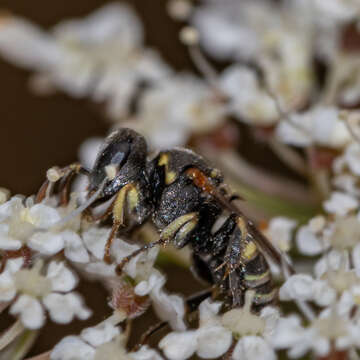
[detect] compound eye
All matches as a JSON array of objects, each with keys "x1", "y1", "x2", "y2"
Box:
[{"x1": 89, "y1": 139, "x2": 130, "y2": 191}]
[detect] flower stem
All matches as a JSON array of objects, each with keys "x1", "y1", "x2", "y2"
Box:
[
  {"x1": 268, "y1": 137, "x2": 308, "y2": 177},
  {"x1": 0, "y1": 319, "x2": 25, "y2": 351}
]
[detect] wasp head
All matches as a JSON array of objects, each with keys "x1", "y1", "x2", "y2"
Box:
[{"x1": 88, "y1": 128, "x2": 148, "y2": 198}]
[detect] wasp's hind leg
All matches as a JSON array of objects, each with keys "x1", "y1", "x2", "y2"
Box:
[{"x1": 115, "y1": 212, "x2": 199, "y2": 275}]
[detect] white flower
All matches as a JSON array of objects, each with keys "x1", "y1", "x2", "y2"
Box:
[
  {"x1": 295, "y1": 217, "x2": 329, "y2": 256},
  {"x1": 83, "y1": 227, "x2": 159, "y2": 280},
  {"x1": 232, "y1": 336, "x2": 276, "y2": 360},
  {"x1": 315, "y1": 250, "x2": 360, "y2": 303},
  {"x1": 193, "y1": 0, "x2": 268, "y2": 61},
  {"x1": 219, "y1": 65, "x2": 278, "y2": 126},
  {"x1": 135, "y1": 270, "x2": 186, "y2": 331},
  {"x1": 0, "y1": 258, "x2": 23, "y2": 302},
  {"x1": 0, "y1": 4, "x2": 170, "y2": 119},
  {"x1": 323, "y1": 191, "x2": 358, "y2": 216},
  {"x1": 275, "y1": 106, "x2": 351, "y2": 149},
  {"x1": 281, "y1": 248, "x2": 360, "y2": 310},
  {"x1": 263, "y1": 217, "x2": 297, "y2": 252},
  {"x1": 333, "y1": 174, "x2": 360, "y2": 197},
  {"x1": 344, "y1": 143, "x2": 360, "y2": 176},
  {"x1": 127, "y1": 74, "x2": 226, "y2": 149},
  {"x1": 0, "y1": 196, "x2": 59, "y2": 250},
  {"x1": 194, "y1": 0, "x2": 313, "y2": 110},
  {"x1": 159, "y1": 299, "x2": 232, "y2": 360},
  {"x1": 0, "y1": 195, "x2": 89, "y2": 262},
  {"x1": 5, "y1": 260, "x2": 91, "y2": 329},
  {"x1": 272, "y1": 306, "x2": 360, "y2": 358},
  {"x1": 280, "y1": 274, "x2": 336, "y2": 307},
  {"x1": 314, "y1": 0, "x2": 360, "y2": 23},
  {"x1": 160, "y1": 293, "x2": 279, "y2": 360},
  {"x1": 51, "y1": 316, "x2": 162, "y2": 360}
]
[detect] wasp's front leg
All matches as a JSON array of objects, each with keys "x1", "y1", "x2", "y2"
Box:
[
  {"x1": 35, "y1": 163, "x2": 89, "y2": 203},
  {"x1": 104, "y1": 182, "x2": 153, "y2": 264}
]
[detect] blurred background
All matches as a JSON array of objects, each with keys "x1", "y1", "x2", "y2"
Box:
[{"x1": 0, "y1": 0, "x2": 194, "y2": 195}]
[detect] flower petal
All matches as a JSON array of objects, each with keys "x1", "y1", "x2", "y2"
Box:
[
  {"x1": 296, "y1": 225, "x2": 325, "y2": 256},
  {"x1": 0, "y1": 270, "x2": 16, "y2": 301},
  {"x1": 279, "y1": 274, "x2": 315, "y2": 301},
  {"x1": 10, "y1": 294, "x2": 45, "y2": 329},
  {"x1": 81, "y1": 320, "x2": 119, "y2": 347},
  {"x1": 130, "y1": 346, "x2": 164, "y2": 360},
  {"x1": 159, "y1": 331, "x2": 197, "y2": 360},
  {"x1": 28, "y1": 231, "x2": 65, "y2": 255},
  {"x1": 63, "y1": 230, "x2": 90, "y2": 263},
  {"x1": 47, "y1": 261, "x2": 78, "y2": 292},
  {"x1": 147, "y1": 272, "x2": 186, "y2": 331},
  {"x1": 83, "y1": 227, "x2": 111, "y2": 260},
  {"x1": 196, "y1": 326, "x2": 232, "y2": 359},
  {"x1": 43, "y1": 292, "x2": 91, "y2": 324},
  {"x1": 323, "y1": 192, "x2": 358, "y2": 217},
  {"x1": 29, "y1": 203, "x2": 61, "y2": 228},
  {"x1": 233, "y1": 336, "x2": 276, "y2": 360},
  {"x1": 51, "y1": 335, "x2": 95, "y2": 360}
]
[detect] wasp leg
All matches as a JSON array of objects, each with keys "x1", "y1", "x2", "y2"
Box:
[
  {"x1": 103, "y1": 183, "x2": 140, "y2": 264},
  {"x1": 59, "y1": 163, "x2": 90, "y2": 205},
  {"x1": 115, "y1": 237, "x2": 166, "y2": 275},
  {"x1": 83, "y1": 197, "x2": 115, "y2": 223},
  {"x1": 35, "y1": 163, "x2": 89, "y2": 203},
  {"x1": 116, "y1": 212, "x2": 199, "y2": 274},
  {"x1": 133, "y1": 288, "x2": 213, "y2": 351}
]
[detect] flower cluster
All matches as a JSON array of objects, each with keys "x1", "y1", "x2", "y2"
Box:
[{"x1": 2, "y1": 0, "x2": 360, "y2": 359}]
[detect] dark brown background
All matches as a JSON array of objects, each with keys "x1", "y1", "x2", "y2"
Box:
[{"x1": 0, "y1": 0, "x2": 193, "y2": 195}]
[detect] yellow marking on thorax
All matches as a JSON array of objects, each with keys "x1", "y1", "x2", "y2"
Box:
[
  {"x1": 210, "y1": 168, "x2": 221, "y2": 179},
  {"x1": 158, "y1": 153, "x2": 177, "y2": 185}
]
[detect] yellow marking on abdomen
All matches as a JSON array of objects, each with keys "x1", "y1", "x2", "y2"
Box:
[
  {"x1": 242, "y1": 241, "x2": 258, "y2": 261},
  {"x1": 253, "y1": 288, "x2": 277, "y2": 305},
  {"x1": 244, "y1": 270, "x2": 271, "y2": 288}
]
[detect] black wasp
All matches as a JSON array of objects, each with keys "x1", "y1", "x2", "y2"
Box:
[{"x1": 39, "y1": 128, "x2": 287, "y2": 309}]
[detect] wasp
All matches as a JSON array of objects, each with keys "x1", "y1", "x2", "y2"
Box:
[{"x1": 39, "y1": 128, "x2": 289, "y2": 309}]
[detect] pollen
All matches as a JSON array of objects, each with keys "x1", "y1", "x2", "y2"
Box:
[
  {"x1": 179, "y1": 26, "x2": 199, "y2": 46},
  {"x1": 47, "y1": 167, "x2": 62, "y2": 182},
  {"x1": 167, "y1": 0, "x2": 192, "y2": 21},
  {"x1": 0, "y1": 187, "x2": 10, "y2": 204}
]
